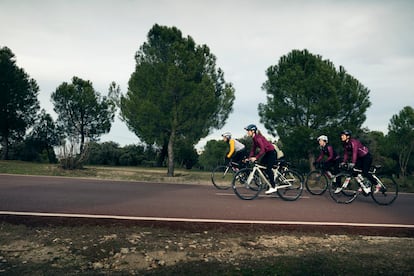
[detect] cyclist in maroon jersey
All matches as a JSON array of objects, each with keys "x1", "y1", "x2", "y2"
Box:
[
  {"x1": 314, "y1": 135, "x2": 340, "y2": 174},
  {"x1": 340, "y1": 130, "x2": 376, "y2": 185},
  {"x1": 244, "y1": 124, "x2": 278, "y2": 194}
]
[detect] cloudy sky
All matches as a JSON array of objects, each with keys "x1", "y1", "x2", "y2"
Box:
[{"x1": 1, "y1": 0, "x2": 413, "y2": 149}]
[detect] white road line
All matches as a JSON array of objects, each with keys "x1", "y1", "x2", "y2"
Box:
[{"x1": 1, "y1": 211, "x2": 413, "y2": 229}]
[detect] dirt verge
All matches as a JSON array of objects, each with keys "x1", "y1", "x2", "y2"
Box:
[{"x1": 1, "y1": 217, "x2": 413, "y2": 275}]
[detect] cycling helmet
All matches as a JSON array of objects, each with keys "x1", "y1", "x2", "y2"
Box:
[
  {"x1": 221, "y1": 132, "x2": 231, "y2": 139},
  {"x1": 244, "y1": 124, "x2": 257, "y2": 132},
  {"x1": 340, "y1": 130, "x2": 352, "y2": 136},
  {"x1": 317, "y1": 135, "x2": 328, "y2": 143}
]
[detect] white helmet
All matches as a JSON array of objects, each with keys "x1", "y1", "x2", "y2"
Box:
[
  {"x1": 222, "y1": 132, "x2": 231, "y2": 139},
  {"x1": 317, "y1": 135, "x2": 328, "y2": 143}
]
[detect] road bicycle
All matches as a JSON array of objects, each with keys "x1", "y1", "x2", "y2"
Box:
[
  {"x1": 328, "y1": 163, "x2": 398, "y2": 205},
  {"x1": 305, "y1": 163, "x2": 337, "y2": 195},
  {"x1": 232, "y1": 161, "x2": 303, "y2": 201},
  {"x1": 211, "y1": 160, "x2": 243, "y2": 190}
]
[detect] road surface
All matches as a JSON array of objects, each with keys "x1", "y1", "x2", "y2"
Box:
[{"x1": 0, "y1": 174, "x2": 413, "y2": 235}]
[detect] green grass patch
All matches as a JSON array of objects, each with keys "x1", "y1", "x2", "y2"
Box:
[{"x1": 0, "y1": 160, "x2": 212, "y2": 184}]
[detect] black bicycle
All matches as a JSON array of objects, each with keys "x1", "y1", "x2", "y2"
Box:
[
  {"x1": 211, "y1": 160, "x2": 243, "y2": 190},
  {"x1": 328, "y1": 163, "x2": 398, "y2": 205},
  {"x1": 305, "y1": 163, "x2": 336, "y2": 195}
]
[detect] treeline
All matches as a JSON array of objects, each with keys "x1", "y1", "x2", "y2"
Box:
[{"x1": 1, "y1": 24, "x2": 413, "y2": 184}]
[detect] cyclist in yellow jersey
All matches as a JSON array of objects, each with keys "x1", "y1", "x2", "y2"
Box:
[{"x1": 222, "y1": 132, "x2": 247, "y2": 166}]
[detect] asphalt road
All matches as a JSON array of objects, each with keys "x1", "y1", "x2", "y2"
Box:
[{"x1": 0, "y1": 174, "x2": 413, "y2": 234}]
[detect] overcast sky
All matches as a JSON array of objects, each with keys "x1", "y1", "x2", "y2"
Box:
[{"x1": 1, "y1": 0, "x2": 413, "y2": 149}]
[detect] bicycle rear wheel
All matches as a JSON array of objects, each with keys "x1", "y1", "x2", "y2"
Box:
[
  {"x1": 211, "y1": 165, "x2": 233, "y2": 190},
  {"x1": 329, "y1": 173, "x2": 359, "y2": 204},
  {"x1": 276, "y1": 169, "x2": 303, "y2": 201},
  {"x1": 232, "y1": 168, "x2": 263, "y2": 200},
  {"x1": 305, "y1": 170, "x2": 328, "y2": 195},
  {"x1": 371, "y1": 175, "x2": 398, "y2": 205}
]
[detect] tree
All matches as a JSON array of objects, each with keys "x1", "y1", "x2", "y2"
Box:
[
  {"x1": 198, "y1": 139, "x2": 228, "y2": 170},
  {"x1": 387, "y1": 106, "x2": 414, "y2": 178},
  {"x1": 174, "y1": 138, "x2": 198, "y2": 169},
  {"x1": 121, "y1": 24, "x2": 235, "y2": 176},
  {"x1": 51, "y1": 76, "x2": 117, "y2": 154},
  {"x1": 258, "y1": 49, "x2": 371, "y2": 168},
  {"x1": 0, "y1": 46, "x2": 40, "y2": 159},
  {"x1": 26, "y1": 109, "x2": 61, "y2": 163}
]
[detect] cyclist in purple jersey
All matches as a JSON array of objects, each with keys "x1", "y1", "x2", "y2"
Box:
[
  {"x1": 315, "y1": 135, "x2": 340, "y2": 174},
  {"x1": 244, "y1": 124, "x2": 278, "y2": 194},
  {"x1": 340, "y1": 130, "x2": 376, "y2": 184}
]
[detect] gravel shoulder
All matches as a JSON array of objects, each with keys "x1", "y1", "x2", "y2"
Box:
[{"x1": 1, "y1": 218, "x2": 413, "y2": 275}]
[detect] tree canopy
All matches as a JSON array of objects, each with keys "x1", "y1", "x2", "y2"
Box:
[
  {"x1": 121, "y1": 24, "x2": 235, "y2": 176},
  {"x1": 0, "y1": 46, "x2": 40, "y2": 159},
  {"x1": 258, "y1": 49, "x2": 371, "y2": 166},
  {"x1": 51, "y1": 76, "x2": 116, "y2": 154},
  {"x1": 387, "y1": 106, "x2": 414, "y2": 177}
]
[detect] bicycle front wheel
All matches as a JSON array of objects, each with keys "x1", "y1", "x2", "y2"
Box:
[
  {"x1": 276, "y1": 169, "x2": 303, "y2": 201},
  {"x1": 232, "y1": 168, "x2": 263, "y2": 200},
  {"x1": 305, "y1": 170, "x2": 328, "y2": 195},
  {"x1": 211, "y1": 165, "x2": 233, "y2": 190},
  {"x1": 371, "y1": 175, "x2": 398, "y2": 205},
  {"x1": 329, "y1": 173, "x2": 359, "y2": 204}
]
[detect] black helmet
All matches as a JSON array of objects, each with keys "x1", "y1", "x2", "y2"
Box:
[
  {"x1": 244, "y1": 124, "x2": 257, "y2": 132},
  {"x1": 340, "y1": 130, "x2": 352, "y2": 136}
]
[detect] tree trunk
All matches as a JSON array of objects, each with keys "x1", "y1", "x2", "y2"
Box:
[
  {"x1": 308, "y1": 150, "x2": 315, "y2": 171},
  {"x1": 80, "y1": 132, "x2": 85, "y2": 154},
  {"x1": 399, "y1": 143, "x2": 413, "y2": 177},
  {"x1": 167, "y1": 130, "x2": 175, "y2": 177},
  {"x1": 1, "y1": 136, "x2": 9, "y2": 160}
]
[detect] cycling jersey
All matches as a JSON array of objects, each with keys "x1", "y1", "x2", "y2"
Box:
[
  {"x1": 249, "y1": 133, "x2": 275, "y2": 159},
  {"x1": 342, "y1": 138, "x2": 369, "y2": 164},
  {"x1": 316, "y1": 145, "x2": 339, "y2": 163},
  {"x1": 226, "y1": 139, "x2": 245, "y2": 159}
]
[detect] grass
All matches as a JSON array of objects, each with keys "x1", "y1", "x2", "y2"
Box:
[{"x1": 0, "y1": 160, "x2": 212, "y2": 184}]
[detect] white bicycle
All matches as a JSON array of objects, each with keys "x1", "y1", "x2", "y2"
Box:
[{"x1": 232, "y1": 161, "x2": 303, "y2": 201}]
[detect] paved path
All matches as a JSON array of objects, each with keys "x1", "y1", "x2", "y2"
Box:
[{"x1": 0, "y1": 174, "x2": 413, "y2": 233}]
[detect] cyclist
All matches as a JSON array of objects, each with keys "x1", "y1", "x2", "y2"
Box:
[
  {"x1": 340, "y1": 130, "x2": 377, "y2": 187},
  {"x1": 244, "y1": 124, "x2": 278, "y2": 194},
  {"x1": 222, "y1": 132, "x2": 247, "y2": 167},
  {"x1": 314, "y1": 135, "x2": 340, "y2": 175}
]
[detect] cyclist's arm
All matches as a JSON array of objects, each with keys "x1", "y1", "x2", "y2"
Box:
[
  {"x1": 227, "y1": 139, "x2": 235, "y2": 158},
  {"x1": 326, "y1": 146, "x2": 335, "y2": 161},
  {"x1": 315, "y1": 150, "x2": 324, "y2": 162}
]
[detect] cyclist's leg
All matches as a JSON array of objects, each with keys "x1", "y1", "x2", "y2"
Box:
[
  {"x1": 261, "y1": 150, "x2": 277, "y2": 192},
  {"x1": 238, "y1": 149, "x2": 248, "y2": 168},
  {"x1": 361, "y1": 153, "x2": 376, "y2": 184},
  {"x1": 232, "y1": 150, "x2": 245, "y2": 168}
]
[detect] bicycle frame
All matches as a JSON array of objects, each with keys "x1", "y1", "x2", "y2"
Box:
[
  {"x1": 222, "y1": 161, "x2": 241, "y2": 175},
  {"x1": 246, "y1": 163, "x2": 291, "y2": 190}
]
